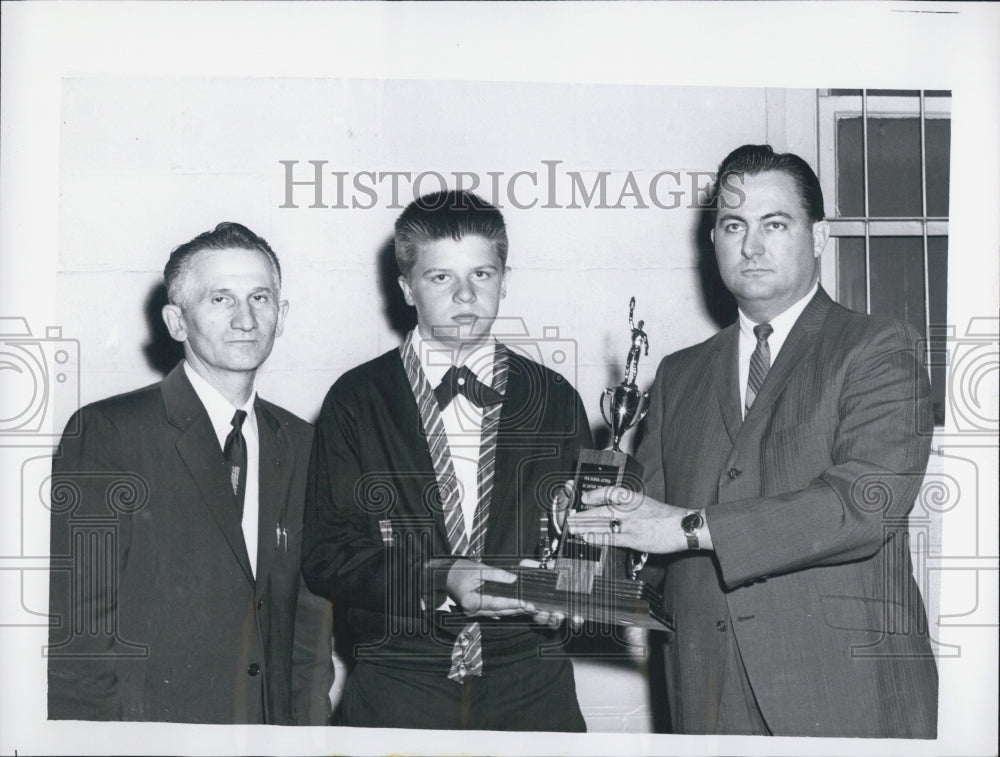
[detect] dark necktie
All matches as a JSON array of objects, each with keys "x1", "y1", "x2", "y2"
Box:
[
  {"x1": 434, "y1": 365, "x2": 504, "y2": 409},
  {"x1": 745, "y1": 323, "x2": 774, "y2": 414},
  {"x1": 223, "y1": 409, "x2": 248, "y2": 518}
]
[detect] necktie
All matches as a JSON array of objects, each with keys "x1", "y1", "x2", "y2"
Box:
[
  {"x1": 745, "y1": 323, "x2": 773, "y2": 414},
  {"x1": 401, "y1": 336, "x2": 508, "y2": 683},
  {"x1": 434, "y1": 365, "x2": 504, "y2": 409},
  {"x1": 224, "y1": 409, "x2": 248, "y2": 518}
]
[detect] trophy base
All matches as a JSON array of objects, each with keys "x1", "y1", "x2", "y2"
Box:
[
  {"x1": 574, "y1": 448, "x2": 644, "y2": 506},
  {"x1": 565, "y1": 447, "x2": 646, "y2": 584},
  {"x1": 483, "y1": 560, "x2": 674, "y2": 634}
]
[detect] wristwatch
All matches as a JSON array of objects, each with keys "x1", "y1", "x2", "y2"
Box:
[{"x1": 681, "y1": 510, "x2": 704, "y2": 550}]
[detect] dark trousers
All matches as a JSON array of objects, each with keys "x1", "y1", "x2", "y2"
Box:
[{"x1": 338, "y1": 656, "x2": 586, "y2": 731}]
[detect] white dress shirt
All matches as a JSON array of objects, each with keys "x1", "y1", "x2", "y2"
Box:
[
  {"x1": 184, "y1": 361, "x2": 260, "y2": 577},
  {"x1": 411, "y1": 329, "x2": 496, "y2": 541},
  {"x1": 737, "y1": 282, "x2": 819, "y2": 418}
]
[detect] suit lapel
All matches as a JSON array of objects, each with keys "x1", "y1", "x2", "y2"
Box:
[
  {"x1": 739, "y1": 287, "x2": 833, "y2": 435},
  {"x1": 253, "y1": 399, "x2": 292, "y2": 589},
  {"x1": 395, "y1": 346, "x2": 452, "y2": 547},
  {"x1": 712, "y1": 325, "x2": 743, "y2": 443},
  {"x1": 162, "y1": 364, "x2": 255, "y2": 585},
  {"x1": 487, "y1": 348, "x2": 520, "y2": 546}
]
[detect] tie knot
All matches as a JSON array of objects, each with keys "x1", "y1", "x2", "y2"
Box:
[
  {"x1": 753, "y1": 323, "x2": 773, "y2": 343},
  {"x1": 231, "y1": 409, "x2": 248, "y2": 431}
]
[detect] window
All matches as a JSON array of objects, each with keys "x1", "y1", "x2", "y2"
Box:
[{"x1": 817, "y1": 90, "x2": 951, "y2": 424}]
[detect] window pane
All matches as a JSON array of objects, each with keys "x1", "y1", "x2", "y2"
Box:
[
  {"x1": 837, "y1": 237, "x2": 867, "y2": 313},
  {"x1": 870, "y1": 237, "x2": 926, "y2": 331},
  {"x1": 925, "y1": 119, "x2": 951, "y2": 217},
  {"x1": 928, "y1": 237, "x2": 948, "y2": 424},
  {"x1": 838, "y1": 118, "x2": 922, "y2": 217}
]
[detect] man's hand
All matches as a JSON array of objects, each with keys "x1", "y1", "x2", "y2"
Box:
[
  {"x1": 566, "y1": 486, "x2": 700, "y2": 555},
  {"x1": 529, "y1": 608, "x2": 584, "y2": 630},
  {"x1": 446, "y1": 559, "x2": 536, "y2": 618}
]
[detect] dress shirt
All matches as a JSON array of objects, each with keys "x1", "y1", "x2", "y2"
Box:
[
  {"x1": 184, "y1": 361, "x2": 260, "y2": 576},
  {"x1": 737, "y1": 282, "x2": 819, "y2": 418},
  {"x1": 411, "y1": 329, "x2": 496, "y2": 541}
]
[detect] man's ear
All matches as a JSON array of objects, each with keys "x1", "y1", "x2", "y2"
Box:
[
  {"x1": 812, "y1": 220, "x2": 830, "y2": 258},
  {"x1": 274, "y1": 300, "x2": 289, "y2": 338},
  {"x1": 161, "y1": 303, "x2": 187, "y2": 343},
  {"x1": 499, "y1": 266, "x2": 511, "y2": 299},
  {"x1": 710, "y1": 228, "x2": 715, "y2": 245},
  {"x1": 398, "y1": 275, "x2": 415, "y2": 307}
]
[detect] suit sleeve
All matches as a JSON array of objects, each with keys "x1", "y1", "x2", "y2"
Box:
[
  {"x1": 568, "y1": 385, "x2": 595, "y2": 469},
  {"x1": 634, "y1": 359, "x2": 669, "y2": 588},
  {"x1": 290, "y1": 576, "x2": 334, "y2": 725},
  {"x1": 635, "y1": 359, "x2": 668, "y2": 505},
  {"x1": 709, "y1": 320, "x2": 933, "y2": 589},
  {"x1": 302, "y1": 382, "x2": 434, "y2": 617},
  {"x1": 48, "y1": 407, "x2": 128, "y2": 720}
]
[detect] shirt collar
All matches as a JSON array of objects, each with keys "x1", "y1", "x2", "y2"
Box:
[
  {"x1": 410, "y1": 328, "x2": 496, "y2": 388},
  {"x1": 183, "y1": 361, "x2": 257, "y2": 446},
  {"x1": 738, "y1": 281, "x2": 819, "y2": 341}
]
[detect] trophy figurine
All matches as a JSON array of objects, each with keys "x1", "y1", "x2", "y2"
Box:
[{"x1": 483, "y1": 298, "x2": 672, "y2": 633}]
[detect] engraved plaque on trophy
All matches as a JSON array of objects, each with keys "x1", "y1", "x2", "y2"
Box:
[{"x1": 483, "y1": 298, "x2": 673, "y2": 633}]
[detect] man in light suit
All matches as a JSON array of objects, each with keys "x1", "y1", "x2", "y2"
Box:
[
  {"x1": 303, "y1": 190, "x2": 591, "y2": 730},
  {"x1": 569, "y1": 145, "x2": 938, "y2": 737},
  {"x1": 48, "y1": 222, "x2": 334, "y2": 724}
]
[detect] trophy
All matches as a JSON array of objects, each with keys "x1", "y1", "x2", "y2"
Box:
[
  {"x1": 567, "y1": 297, "x2": 650, "y2": 579},
  {"x1": 483, "y1": 298, "x2": 673, "y2": 633}
]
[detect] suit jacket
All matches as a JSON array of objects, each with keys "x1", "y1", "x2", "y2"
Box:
[
  {"x1": 636, "y1": 287, "x2": 938, "y2": 738},
  {"x1": 303, "y1": 347, "x2": 592, "y2": 673},
  {"x1": 48, "y1": 363, "x2": 334, "y2": 724}
]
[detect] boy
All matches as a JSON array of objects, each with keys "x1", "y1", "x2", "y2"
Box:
[{"x1": 303, "y1": 190, "x2": 590, "y2": 730}]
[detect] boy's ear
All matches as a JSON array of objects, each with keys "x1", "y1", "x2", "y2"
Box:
[{"x1": 398, "y1": 275, "x2": 415, "y2": 307}]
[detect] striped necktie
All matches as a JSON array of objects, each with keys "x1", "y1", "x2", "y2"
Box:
[
  {"x1": 401, "y1": 334, "x2": 508, "y2": 682},
  {"x1": 745, "y1": 323, "x2": 773, "y2": 414}
]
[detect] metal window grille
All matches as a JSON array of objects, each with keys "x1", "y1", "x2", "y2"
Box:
[{"x1": 817, "y1": 89, "x2": 951, "y2": 424}]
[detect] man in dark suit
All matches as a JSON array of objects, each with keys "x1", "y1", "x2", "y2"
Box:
[
  {"x1": 569, "y1": 145, "x2": 938, "y2": 738},
  {"x1": 303, "y1": 190, "x2": 591, "y2": 731},
  {"x1": 48, "y1": 222, "x2": 334, "y2": 724}
]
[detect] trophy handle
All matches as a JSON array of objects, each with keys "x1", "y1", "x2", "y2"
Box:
[
  {"x1": 634, "y1": 391, "x2": 651, "y2": 427},
  {"x1": 599, "y1": 388, "x2": 614, "y2": 430}
]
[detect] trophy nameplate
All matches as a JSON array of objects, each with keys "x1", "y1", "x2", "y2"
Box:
[{"x1": 484, "y1": 298, "x2": 674, "y2": 634}]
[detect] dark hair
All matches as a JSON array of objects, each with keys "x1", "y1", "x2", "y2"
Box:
[
  {"x1": 163, "y1": 221, "x2": 281, "y2": 304},
  {"x1": 710, "y1": 144, "x2": 825, "y2": 222},
  {"x1": 394, "y1": 190, "x2": 508, "y2": 278}
]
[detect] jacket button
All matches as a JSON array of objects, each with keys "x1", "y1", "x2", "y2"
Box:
[
  {"x1": 716, "y1": 620, "x2": 728, "y2": 632},
  {"x1": 257, "y1": 598, "x2": 264, "y2": 609},
  {"x1": 726, "y1": 468, "x2": 741, "y2": 480},
  {"x1": 247, "y1": 663, "x2": 261, "y2": 676}
]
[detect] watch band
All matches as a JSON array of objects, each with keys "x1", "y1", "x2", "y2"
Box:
[{"x1": 682, "y1": 511, "x2": 704, "y2": 550}]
